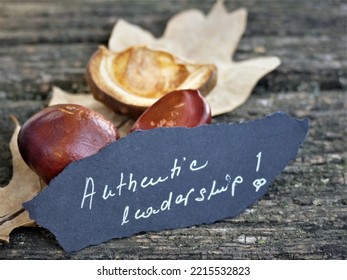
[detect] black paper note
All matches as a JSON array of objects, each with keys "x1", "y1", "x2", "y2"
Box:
[{"x1": 24, "y1": 112, "x2": 309, "y2": 252}]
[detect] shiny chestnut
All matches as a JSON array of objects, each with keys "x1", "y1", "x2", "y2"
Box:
[
  {"x1": 17, "y1": 104, "x2": 119, "y2": 184},
  {"x1": 131, "y1": 89, "x2": 211, "y2": 132}
]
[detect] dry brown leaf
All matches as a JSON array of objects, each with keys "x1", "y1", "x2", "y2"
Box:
[
  {"x1": 0, "y1": 117, "x2": 41, "y2": 242},
  {"x1": 108, "y1": 0, "x2": 281, "y2": 116}
]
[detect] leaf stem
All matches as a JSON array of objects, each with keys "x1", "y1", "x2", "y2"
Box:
[{"x1": 0, "y1": 208, "x2": 26, "y2": 226}]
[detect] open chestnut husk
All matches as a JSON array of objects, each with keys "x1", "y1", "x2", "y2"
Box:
[
  {"x1": 17, "y1": 104, "x2": 119, "y2": 184},
  {"x1": 131, "y1": 89, "x2": 211, "y2": 132},
  {"x1": 86, "y1": 45, "x2": 217, "y2": 118}
]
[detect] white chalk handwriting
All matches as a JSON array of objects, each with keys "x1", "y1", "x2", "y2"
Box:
[{"x1": 79, "y1": 154, "x2": 268, "y2": 227}]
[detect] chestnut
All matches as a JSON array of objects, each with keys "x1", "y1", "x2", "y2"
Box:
[
  {"x1": 17, "y1": 104, "x2": 119, "y2": 184},
  {"x1": 131, "y1": 89, "x2": 211, "y2": 131}
]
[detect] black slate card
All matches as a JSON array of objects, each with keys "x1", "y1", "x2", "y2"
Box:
[{"x1": 24, "y1": 112, "x2": 309, "y2": 252}]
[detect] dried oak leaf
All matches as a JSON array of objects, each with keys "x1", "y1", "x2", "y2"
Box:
[
  {"x1": 108, "y1": 0, "x2": 281, "y2": 116},
  {"x1": 0, "y1": 117, "x2": 41, "y2": 242}
]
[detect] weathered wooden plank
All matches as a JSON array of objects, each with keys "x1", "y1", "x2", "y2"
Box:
[
  {"x1": 0, "y1": 90, "x2": 345, "y2": 259},
  {"x1": 1, "y1": 0, "x2": 345, "y2": 39},
  {"x1": 0, "y1": 0, "x2": 346, "y2": 260},
  {"x1": 0, "y1": 0, "x2": 345, "y2": 101}
]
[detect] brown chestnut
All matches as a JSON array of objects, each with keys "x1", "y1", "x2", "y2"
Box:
[
  {"x1": 131, "y1": 89, "x2": 211, "y2": 132},
  {"x1": 17, "y1": 104, "x2": 119, "y2": 184}
]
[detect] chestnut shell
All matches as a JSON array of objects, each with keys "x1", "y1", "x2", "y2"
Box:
[
  {"x1": 17, "y1": 104, "x2": 119, "y2": 184},
  {"x1": 86, "y1": 46, "x2": 217, "y2": 118}
]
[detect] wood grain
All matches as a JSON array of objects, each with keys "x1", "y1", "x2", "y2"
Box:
[{"x1": 0, "y1": 0, "x2": 346, "y2": 259}]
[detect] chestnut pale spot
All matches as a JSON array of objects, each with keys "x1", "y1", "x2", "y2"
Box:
[{"x1": 59, "y1": 106, "x2": 76, "y2": 115}]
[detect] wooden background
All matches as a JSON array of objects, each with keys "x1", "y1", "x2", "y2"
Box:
[{"x1": 0, "y1": 0, "x2": 346, "y2": 259}]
